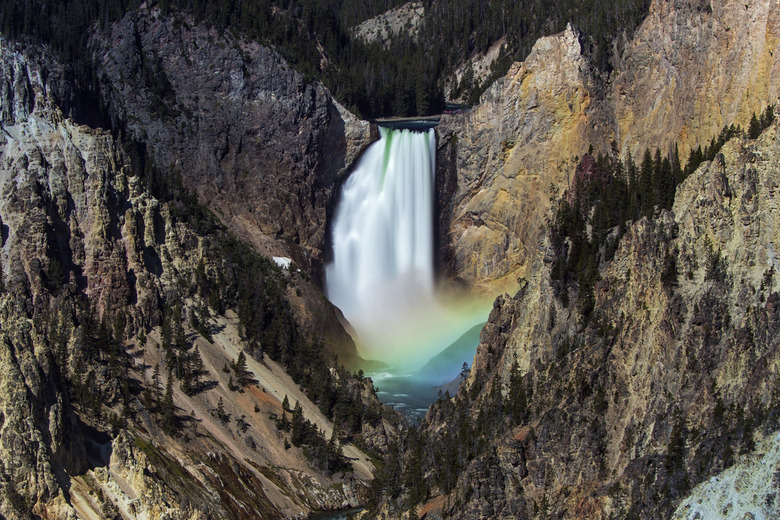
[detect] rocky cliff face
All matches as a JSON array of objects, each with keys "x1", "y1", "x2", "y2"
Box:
[
  {"x1": 352, "y1": 2, "x2": 425, "y2": 46},
  {"x1": 410, "y1": 117, "x2": 780, "y2": 519},
  {"x1": 436, "y1": 23, "x2": 608, "y2": 296},
  {"x1": 614, "y1": 0, "x2": 780, "y2": 161},
  {"x1": 439, "y1": 0, "x2": 780, "y2": 296},
  {"x1": 0, "y1": 44, "x2": 107, "y2": 518},
  {"x1": 89, "y1": 8, "x2": 375, "y2": 275},
  {"x1": 671, "y1": 430, "x2": 780, "y2": 520},
  {"x1": 0, "y1": 37, "x2": 387, "y2": 519},
  {"x1": 83, "y1": 8, "x2": 376, "y2": 368}
]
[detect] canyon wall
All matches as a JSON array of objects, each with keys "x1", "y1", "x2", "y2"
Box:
[
  {"x1": 437, "y1": 23, "x2": 609, "y2": 295},
  {"x1": 414, "y1": 109, "x2": 780, "y2": 520},
  {"x1": 408, "y1": 3, "x2": 780, "y2": 516},
  {"x1": 89, "y1": 9, "x2": 376, "y2": 274},
  {"x1": 439, "y1": 0, "x2": 780, "y2": 296},
  {"x1": 0, "y1": 37, "x2": 389, "y2": 519}
]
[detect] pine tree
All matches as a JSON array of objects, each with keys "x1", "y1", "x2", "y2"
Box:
[
  {"x1": 279, "y1": 409, "x2": 290, "y2": 431},
  {"x1": 72, "y1": 358, "x2": 87, "y2": 404},
  {"x1": 460, "y1": 362, "x2": 469, "y2": 380},
  {"x1": 659, "y1": 155, "x2": 673, "y2": 210},
  {"x1": 661, "y1": 249, "x2": 679, "y2": 290},
  {"x1": 639, "y1": 148, "x2": 655, "y2": 217},
  {"x1": 197, "y1": 301, "x2": 212, "y2": 341},
  {"x1": 235, "y1": 351, "x2": 250, "y2": 387},
  {"x1": 652, "y1": 148, "x2": 663, "y2": 202},
  {"x1": 748, "y1": 112, "x2": 762, "y2": 139},
  {"x1": 216, "y1": 396, "x2": 227, "y2": 423},
  {"x1": 47, "y1": 256, "x2": 65, "y2": 293},
  {"x1": 291, "y1": 401, "x2": 305, "y2": 446},
  {"x1": 151, "y1": 363, "x2": 161, "y2": 412},
  {"x1": 161, "y1": 373, "x2": 176, "y2": 434},
  {"x1": 626, "y1": 152, "x2": 639, "y2": 220},
  {"x1": 685, "y1": 145, "x2": 703, "y2": 177},
  {"x1": 164, "y1": 344, "x2": 177, "y2": 376},
  {"x1": 113, "y1": 310, "x2": 126, "y2": 342},
  {"x1": 403, "y1": 427, "x2": 427, "y2": 504},
  {"x1": 208, "y1": 283, "x2": 222, "y2": 314},
  {"x1": 671, "y1": 144, "x2": 682, "y2": 186},
  {"x1": 190, "y1": 347, "x2": 204, "y2": 392},
  {"x1": 161, "y1": 316, "x2": 172, "y2": 351},
  {"x1": 761, "y1": 105, "x2": 775, "y2": 129},
  {"x1": 175, "y1": 320, "x2": 187, "y2": 352},
  {"x1": 326, "y1": 430, "x2": 342, "y2": 472},
  {"x1": 180, "y1": 353, "x2": 192, "y2": 395},
  {"x1": 86, "y1": 370, "x2": 102, "y2": 419}
]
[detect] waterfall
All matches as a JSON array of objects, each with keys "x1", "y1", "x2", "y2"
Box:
[{"x1": 326, "y1": 127, "x2": 437, "y2": 364}]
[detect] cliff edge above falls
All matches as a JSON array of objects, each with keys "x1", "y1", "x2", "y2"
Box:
[{"x1": 439, "y1": 0, "x2": 780, "y2": 297}]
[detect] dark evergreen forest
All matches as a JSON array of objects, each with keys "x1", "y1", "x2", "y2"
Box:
[
  {"x1": 1, "y1": 0, "x2": 651, "y2": 118},
  {"x1": 550, "y1": 105, "x2": 775, "y2": 322}
]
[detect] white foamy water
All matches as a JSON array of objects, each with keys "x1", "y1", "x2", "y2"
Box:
[
  {"x1": 326, "y1": 125, "x2": 490, "y2": 401},
  {"x1": 326, "y1": 127, "x2": 441, "y2": 367},
  {"x1": 327, "y1": 127, "x2": 435, "y2": 316}
]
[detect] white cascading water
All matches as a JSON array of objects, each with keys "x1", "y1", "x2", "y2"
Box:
[{"x1": 326, "y1": 127, "x2": 437, "y2": 365}]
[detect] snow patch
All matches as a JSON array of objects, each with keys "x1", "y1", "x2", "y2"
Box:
[{"x1": 272, "y1": 256, "x2": 292, "y2": 270}]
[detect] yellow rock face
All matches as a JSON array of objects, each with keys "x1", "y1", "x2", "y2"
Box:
[
  {"x1": 441, "y1": 0, "x2": 780, "y2": 298},
  {"x1": 447, "y1": 119, "x2": 780, "y2": 520},
  {"x1": 440, "y1": 23, "x2": 608, "y2": 297},
  {"x1": 613, "y1": 0, "x2": 780, "y2": 161}
]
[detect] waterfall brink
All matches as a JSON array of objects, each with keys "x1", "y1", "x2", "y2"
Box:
[{"x1": 326, "y1": 127, "x2": 437, "y2": 365}]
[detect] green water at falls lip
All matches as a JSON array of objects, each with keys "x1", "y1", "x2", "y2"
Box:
[{"x1": 381, "y1": 126, "x2": 393, "y2": 187}]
